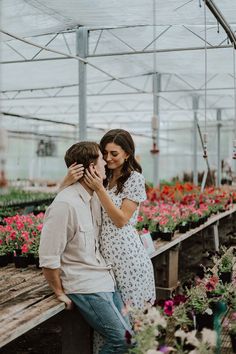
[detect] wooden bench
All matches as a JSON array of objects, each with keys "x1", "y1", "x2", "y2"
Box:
[
  {"x1": 150, "y1": 206, "x2": 236, "y2": 297},
  {"x1": 0, "y1": 265, "x2": 92, "y2": 353}
]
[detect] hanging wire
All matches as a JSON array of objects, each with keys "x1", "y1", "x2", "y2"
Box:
[
  {"x1": 232, "y1": 48, "x2": 236, "y2": 159},
  {"x1": 203, "y1": 0, "x2": 208, "y2": 159}
]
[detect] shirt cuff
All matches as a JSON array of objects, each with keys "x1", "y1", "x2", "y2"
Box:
[{"x1": 39, "y1": 255, "x2": 61, "y2": 269}]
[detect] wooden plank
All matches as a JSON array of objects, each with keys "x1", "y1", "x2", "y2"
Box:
[
  {"x1": 0, "y1": 295, "x2": 65, "y2": 348},
  {"x1": 150, "y1": 206, "x2": 236, "y2": 259},
  {"x1": 0, "y1": 266, "x2": 41, "y2": 286},
  {"x1": 0, "y1": 270, "x2": 43, "y2": 295},
  {"x1": 0, "y1": 274, "x2": 46, "y2": 304},
  {"x1": 0, "y1": 284, "x2": 50, "y2": 321}
]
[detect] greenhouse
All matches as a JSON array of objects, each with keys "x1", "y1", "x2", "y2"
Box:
[{"x1": 0, "y1": 1, "x2": 236, "y2": 353}]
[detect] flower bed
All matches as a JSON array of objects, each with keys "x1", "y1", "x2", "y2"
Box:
[
  {"x1": 136, "y1": 183, "x2": 235, "y2": 239},
  {"x1": 0, "y1": 213, "x2": 44, "y2": 267}
]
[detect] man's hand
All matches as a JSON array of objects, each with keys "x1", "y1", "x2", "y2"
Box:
[{"x1": 57, "y1": 293, "x2": 73, "y2": 310}]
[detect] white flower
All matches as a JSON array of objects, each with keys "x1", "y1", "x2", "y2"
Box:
[
  {"x1": 201, "y1": 328, "x2": 217, "y2": 347},
  {"x1": 205, "y1": 307, "x2": 213, "y2": 315},
  {"x1": 185, "y1": 330, "x2": 200, "y2": 347},
  {"x1": 174, "y1": 329, "x2": 187, "y2": 343}
]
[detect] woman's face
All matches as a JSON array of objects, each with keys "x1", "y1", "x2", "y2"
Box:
[{"x1": 103, "y1": 142, "x2": 129, "y2": 170}]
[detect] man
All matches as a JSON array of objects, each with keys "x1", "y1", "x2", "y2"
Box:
[{"x1": 39, "y1": 142, "x2": 131, "y2": 354}]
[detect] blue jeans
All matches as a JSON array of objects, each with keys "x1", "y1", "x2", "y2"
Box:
[{"x1": 68, "y1": 291, "x2": 132, "y2": 354}]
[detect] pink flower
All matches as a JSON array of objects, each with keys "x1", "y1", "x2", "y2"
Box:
[
  {"x1": 21, "y1": 231, "x2": 29, "y2": 241},
  {"x1": 21, "y1": 244, "x2": 29, "y2": 254},
  {"x1": 36, "y1": 224, "x2": 43, "y2": 232},
  {"x1": 205, "y1": 281, "x2": 215, "y2": 291},
  {"x1": 164, "y1": 300, "x2": 174, "y2": 316}
]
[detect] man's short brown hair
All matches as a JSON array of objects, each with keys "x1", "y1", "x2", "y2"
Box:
[{"x1": 64, "y1": 141, "x2": 100, "y2": 169}]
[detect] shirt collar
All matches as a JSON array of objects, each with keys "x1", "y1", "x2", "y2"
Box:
[{"x1": 74, "y1": 182, "x2": 93, "y2": 203}]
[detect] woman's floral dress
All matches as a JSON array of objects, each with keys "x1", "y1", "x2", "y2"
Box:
[{"x1": 100, "y1": 171, "x2": 156, "y2": 308}]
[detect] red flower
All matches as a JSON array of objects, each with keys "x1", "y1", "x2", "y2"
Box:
[
  {"x1": 125, "y1": 330, "x2": 132, "y2": 344},
  {"x1": 173, "y1": 294, "x2": 187, "y2": 306},
  {"x1": 21, "y1": 244, "x2": 29, "y2": 254},
  {"x1": 164, "y1": 300, "x2": 174, "y2": 316}
]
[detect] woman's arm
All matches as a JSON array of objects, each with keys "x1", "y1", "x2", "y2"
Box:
[
  {"x1": 84, "y1": 169, "x2": 138, "y2": 228},
  {"x1": 59, "y1": 163, "x2": 84, "y2": 191}
]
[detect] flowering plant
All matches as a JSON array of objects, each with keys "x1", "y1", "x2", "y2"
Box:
[
  {"x1": 218, "y1": 248, "x2": 234, "y2": 273},
  {"x1": 185, "y1": 284, "x2": 211, "y2": 315},
  {"x1": 158, "y1": 215, "x2": 177, "y2": 233},
  {"x1": 0, "y1": 213, "x2": 44, "y2": 255},
  {"x1": 0, "y1": 242, "x2": 8, "y2": 256},
  {"x1": 175, "y1": 328, "x2": 216, "y2": 354},
  {"x1": 126, "y1": 303, "x2": 169, "y2": 354},
  {"x1": 126, "y1": 300, "x2": 217, "y2": 354}
]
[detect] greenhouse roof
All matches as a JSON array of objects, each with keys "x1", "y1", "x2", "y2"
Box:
[{"x1": 1, "y1": 0, "x2": 236, "y2": 139}]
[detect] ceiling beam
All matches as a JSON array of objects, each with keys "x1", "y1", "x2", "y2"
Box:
[
  {"x1": 206, "y1": 0, "x2": 236, "y2": 49},
  {"x1": 1, "y1": 111, "x2": 77, "y2": 127}
]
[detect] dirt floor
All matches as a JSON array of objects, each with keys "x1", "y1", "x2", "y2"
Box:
[{"x1": 1, "y1": 218, "x2": 236, "y2": 354}]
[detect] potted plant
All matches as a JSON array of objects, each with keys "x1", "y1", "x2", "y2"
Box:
[
  {"x1": 185, "y1": 284, "x2": 213, "y2": 331},
  {"x1": 158, "y1": 216, "x2": 177, "y2": 241},
  {"x1": 178, "y1": 220, "x2": 190, "y2": 233},
  {"x1": 218, "y1": 248, "x2": 234, "y2": 284},
  {"x1": 148, "y1": 219, "x2": 160, "y2": 241},
  {"x1": 13, "y1": 250, "x2": 28, "y2": 268},
  {"x1": 29, "y1": 236, "x2": 41, "y2": 268},
  {"x1": 0, "y1": 244, "x2": 8, "y2": 267}
]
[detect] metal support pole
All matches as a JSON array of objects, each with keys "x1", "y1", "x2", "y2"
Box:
[
  {"x1": 193, "y1": 96, "x2": 199, "y2": 185},
  {"x1": 216, "y1": 109, "x2": 222, "y2": 187},
  {"x1": 213, "y1": 221, "x2": 220, "y2": 252},
  {"x1": 153, "y1": 73, "x2": 161, "y2": 186},
  {"x1": 76, "y1": 28, "x2": 88, "y2": 141}
]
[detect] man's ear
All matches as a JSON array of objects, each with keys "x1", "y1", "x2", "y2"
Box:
[{"x1": 89, "y1": 162, "x2": 96, "y2": 171}]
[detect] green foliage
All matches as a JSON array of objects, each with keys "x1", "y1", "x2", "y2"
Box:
[
  {"x1": 128, "y1": 326, "x2": 157, "y2": 354},
  {"x1": 186, "y1": 285, "x2": 210, "y2": 314},
  {"x1": 0, "y1": 188, "x2": 55, "y2": 207}
]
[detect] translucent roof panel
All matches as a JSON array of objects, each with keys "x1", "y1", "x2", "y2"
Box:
[{"x1": 1, "y1": 0, "x2": 236, "y2": 138}]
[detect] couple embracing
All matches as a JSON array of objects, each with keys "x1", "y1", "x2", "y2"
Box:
[{"x1": 39, "y1": 129, "x2": 155, "y2": 354}]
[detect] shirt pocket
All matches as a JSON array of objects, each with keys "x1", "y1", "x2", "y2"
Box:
[{"x1": 78, "y1": 224, "x2": 95, "y2": 249}]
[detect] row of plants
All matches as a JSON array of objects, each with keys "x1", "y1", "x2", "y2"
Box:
[
  {"x1": 127, "y1": 247, "x2": 236, "y2": 354},
  {"x1": 0, "y1": 188, "x2": 55, "y2": 207},
  {"x1": 136, "y1": 183, "x2": 235, "y2": 241},
  {"x1": 0, "y1": 182, "x2": 235, "y2": 267}
]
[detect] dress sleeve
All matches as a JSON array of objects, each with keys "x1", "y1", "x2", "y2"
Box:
[{"x1": 122, "y1": 172, "x2": 147, "y2": 203}]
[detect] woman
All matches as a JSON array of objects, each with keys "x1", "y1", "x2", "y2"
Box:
[{"x1": 62, "y1": 129, "x2": 155, "y2": 309}]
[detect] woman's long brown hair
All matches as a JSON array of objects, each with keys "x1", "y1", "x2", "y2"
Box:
[{"x1": 100, "y1": 129, "x2": 142, "y2": 194}]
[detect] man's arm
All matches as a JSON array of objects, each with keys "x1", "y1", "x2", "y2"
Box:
[{"x1": 42, "y1": 267, "x2": 73, "y2": 309}]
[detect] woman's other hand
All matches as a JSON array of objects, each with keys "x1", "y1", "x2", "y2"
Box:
[{"x1": 59, "y1": 162, "x2": 84, "y2": 190}]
